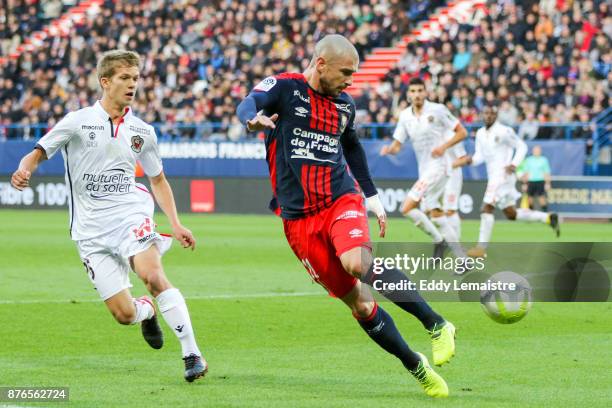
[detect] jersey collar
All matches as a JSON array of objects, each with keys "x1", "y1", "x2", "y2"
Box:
[
  {"x1": 94, "y1": 100, "x2": 133, "y2": 122},
  {"x1": 485, "y1": 121, "x2": 500, "y2": 133},
  {"x1": 410, "y1": 99, "x2": 430, "y2": 117}
]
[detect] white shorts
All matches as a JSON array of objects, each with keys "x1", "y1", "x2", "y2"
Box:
[
  {"x1": 443, "y1": 167, "x2": 463, "y2": 212},
  {"x1": 483, "y1": 174, "x2": 521, "y2": 210},
  {"x1": 408, "y1": 172, "x2": 448, "y2": 212},
  {"x1": 76, "y1": 184, "x2": 172, "y2": 301}
]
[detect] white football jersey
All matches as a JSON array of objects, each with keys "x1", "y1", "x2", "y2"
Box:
[
  {"x1": 37, "y1": 101, "x2": 162, "y2": 240},
  {"x1": 472, "y1": 121, "x2": 527, "y2": 180},
  {"x1": 393, "y1": 100, "x2": 460, "y2": 177}
]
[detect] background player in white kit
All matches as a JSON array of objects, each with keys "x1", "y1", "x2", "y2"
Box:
[
  {"x1": 10, "y1": 50, "x2": 207, "y2": 382},
  {"x1": 443, "y1": 130, "x2": 468, "y2": 239},
  {"x1": 380, "y1": 78, "x2": 467, "y2": 259},
  {"x1": 453, "y1": 105, "x2": 560, "y2": 257}
]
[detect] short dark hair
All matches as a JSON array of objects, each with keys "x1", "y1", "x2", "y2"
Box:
[
  {"x1": 483, "y1": 104, "x2": 499, "y2": 112},
  {"x1": 408, "y1": 77, "x2": 425, "y2": 87}
]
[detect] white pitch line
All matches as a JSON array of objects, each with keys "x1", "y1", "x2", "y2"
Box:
[
  {"x1": 0, "y1": 291, "x2": 323, "y2": 305},
  {"x1": 1, "y1": 405, "x2": 40, "y2": 408},
  {"x1": 1, "y1": 405, "x2": 38, "y2": 408}
]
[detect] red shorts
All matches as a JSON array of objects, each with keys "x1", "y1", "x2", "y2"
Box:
[{"x1": 283, "y1": 193, "x2": 371, "y2": 298}]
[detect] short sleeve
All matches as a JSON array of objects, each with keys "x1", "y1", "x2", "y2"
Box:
[
  {"x1": 501, "y1": 126, "x2": 520, "y2": 146},
  {"x1": 139, "y1": 126, "x2": 163, "y2": 177},
  {"x1": 543, "y1": 158, "x2": 551, "y2": 174},
  {"x1": 36, "y1": 112, "x2": 77, "y2": 159},
  {"x1": 439, "y1": 105, "x2": 460, "y2": 131},
  {"x1": 249, "y1": 75, "x2": 284, "y2": 110},
  {"x1": 505, "y1": 127, "x2": 527, "y2": 167}
]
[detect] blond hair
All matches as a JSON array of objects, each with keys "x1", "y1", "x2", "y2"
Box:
[{"x1": 96, "y1": 50, "x2": 140, "y2": 82}]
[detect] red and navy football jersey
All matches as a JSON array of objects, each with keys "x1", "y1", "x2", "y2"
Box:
[{"x1": 247, "y1": 73, "x2": 361, "y2": 219}]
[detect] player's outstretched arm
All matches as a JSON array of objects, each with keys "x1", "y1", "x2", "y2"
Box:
[
  {"x1": 237, "y1": 79, "x2": 283, "y2": 132},
  {"x1": 237, "y1": 94, "x2": 279, "y2": 131},
  {"x1": 149, "y1": 171, "x2": 196, "y2": 250},
  {"x1": 10, "y1": 148, "x2": 47, "y2": 191}
]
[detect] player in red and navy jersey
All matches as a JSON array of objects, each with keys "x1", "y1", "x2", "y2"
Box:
[{"x1": 237, "y1": 34, "x2": 455, "y2": 398}]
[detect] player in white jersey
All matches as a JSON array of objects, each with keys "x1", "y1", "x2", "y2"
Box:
[
  {"x1": 381, "y1": 78, "x2": 468, "y2": 261},
  {"x1": 443, "y1": 130, "x2": 468, "y2": 239},
  {"x1": 10, "y1": 50, "x2": 207, "y2": 382},
  {"x1": 453, "y1": 105, "x2": 560, "y2": 257}
]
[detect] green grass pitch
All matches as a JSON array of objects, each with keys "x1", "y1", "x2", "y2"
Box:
[{"x1": 0, "y1": 210, "x2": 610, "y2": 407}]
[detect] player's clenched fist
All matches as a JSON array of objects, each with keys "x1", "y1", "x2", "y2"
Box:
[
  {"x1": 11, "y1": 169, "x2": 31, "y2": 190},
  {"x1": 246, "y1": 113, "x2": 279, "y2": 132},
  {"x1": 431, "y1": 144, "x2": 446, "y2": 158},
  {"x1": 172, "y1": 224, "x2": 196, "y2": 250}
]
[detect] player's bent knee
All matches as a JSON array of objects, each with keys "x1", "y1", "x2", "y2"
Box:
[
  {"x1": 352, "y1": 300, "x2": 375, "y2": 319},
  {"x1": 401, "y1": 201, "x2": 415, "y2": 215},
  {"x1": 342, "y1": 256, "x2": 367, "y2": 279},
  {"x1": 142, "y1": 270, "x2": 171, "y2": 294},
  {"x1": 430, "y1": 208, "x2": 443, "y2": 218},
  {"x1": 482, "y1": 205, "x2": 495, "y2": 214},
  {"x1": 504, "y1": 208, "x2": 517, "y2": 220}
]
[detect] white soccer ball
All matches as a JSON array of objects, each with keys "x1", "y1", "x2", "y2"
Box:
[{"x1": 480, "y1": 271, "x2": 532, "y2": 324}]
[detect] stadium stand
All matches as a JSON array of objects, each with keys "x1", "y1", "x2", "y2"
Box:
[
  {"x1": 357, "y1": 0, "x2": 610, "y2": 137},
  {"x1": 0, "y1": 0, "x2": 609, "y2": 141}
]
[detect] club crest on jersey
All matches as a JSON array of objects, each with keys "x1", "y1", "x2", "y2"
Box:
[
  {"x1": 254, "y1": 76, "x2": 277, "y2": 92},
  {"x1": 428, "y1": 115, "x2": 434, "y2": 123},
  {"x1": 339, "y1": 114, "x2": 348, "y2": 133},
  {"x1": 131, "y1": 135, "x2": 144, "y2": 153}
]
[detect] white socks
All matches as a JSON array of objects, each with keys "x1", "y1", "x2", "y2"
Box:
[
  {"x1": 475, "y1": 210, "x2": 547, "y2": 249},
  {"x1": 478, "y1": 213, "x2": 495, "y2": 248},
  {"x1": 406, "y1": 208, "x2": 443, "y2": 242},
  {"x1": 130, "y1": 297, "x2": 155, "y2": 324},
  {"x1": 516, "y1": 208, "x2": 549, "y2": 223},
  {"x1": 446, "y1": 212, "x2": 461, "y2": 239},
  {"x1": 431, "y1": 215, "x2": 467, "y2": 258},
  {"x1": 156, "y1": 288, "x2": 201, "y2": 357}
]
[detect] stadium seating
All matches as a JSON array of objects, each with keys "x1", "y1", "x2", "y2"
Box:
[
  {"x1": 354, "y1": 0, "x2": 610, "y2": 136},
  {"x1": 0, "y1": 0, "x2": 609, "y2": 141}
]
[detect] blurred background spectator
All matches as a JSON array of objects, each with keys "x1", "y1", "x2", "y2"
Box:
[{"x1": 0, "y1": 0, "x2": 609, "y2": 140}]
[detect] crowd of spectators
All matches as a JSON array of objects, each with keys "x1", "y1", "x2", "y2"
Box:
[
  {"x1": 0, "y1": 0, "x2": 440, "y2": 139},
  {"x1": 1, "y1": 0, "x2": 73, "y2": 55},
  {"x1": 361, "y1": 0, "x2": 610, "y2": 140},
  {"x1": 0, "y1": 0, "x2": 609, "y2": 141}
]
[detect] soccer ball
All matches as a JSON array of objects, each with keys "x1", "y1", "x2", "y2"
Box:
[{"x1": 480, "y1": 271, "x2": 532, "y2": 324}]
